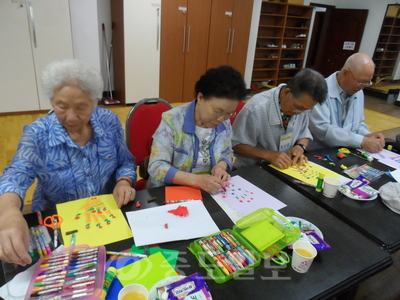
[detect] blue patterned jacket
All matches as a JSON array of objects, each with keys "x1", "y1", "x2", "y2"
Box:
[{"x1": 0, "y1": 107, "x2": 136, "y2": 212}]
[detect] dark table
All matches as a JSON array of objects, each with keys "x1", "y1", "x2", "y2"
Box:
[
  {"x1": 262, "y1": 147, "x2": 400, "y2": 252},
  {"x1": 0, "y1": 167, "x2": 392, "y2": 300}
]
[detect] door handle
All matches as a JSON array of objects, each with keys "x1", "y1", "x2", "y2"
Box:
[
  {"x1": 183, "y1": 26, "x2": 186, "y2": 53},
  {"x1": 187, "y1": 26, "x2": 191, "y2": 52},
  {"x1": 227, "y1": 29, "x2": 231, "y2": 53},
  {"x1": 230, "y1": 29, "x2": 235, "y2": 53}
]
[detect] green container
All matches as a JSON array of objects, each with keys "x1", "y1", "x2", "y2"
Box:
[{"x1": 188, "y1": 208, "x2": 300, "y2": 283}]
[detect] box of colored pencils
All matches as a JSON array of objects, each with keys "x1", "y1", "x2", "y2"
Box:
[
  {"x1": 188, "y1": 208, "x2": 300, "y2": 283},
  {"x1": 25, "y1": 245, "x2": 106, "y2": 300}
]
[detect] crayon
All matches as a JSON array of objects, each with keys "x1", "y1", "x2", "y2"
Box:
[
  {"x1": 215, "y1": 255, "x2": 233, "y2": 274},
  {"x1": 294, "y1": 180, "x2": 316, "y2": 188},
  {"x1": 221, "y1": 231, "x2": 237, "y2": 247},
  {"x1": 37, "y1": 211, "x2": 43, "y2": 225},
  {"x1": 30, "y1": 287, "x2": 63, "y2": 297},
  {"x1": 31, "y1": 227, "x2": 43, "y2": 258},
  {"x1": 198, "y1": 240, "x2": 213, "y2": 257},
  {"x1": 227, "y1": 250, "x2": 244, "y2": 268},
  {"x1": 226, "y1": 232, "x2": 241, "y2": 246},
  {"x1": 219, "y1": 254, "x2": 236, "y2": 272},
  {"x1": 67, "y1": 268, "x2": 97, "y2": 277},
  {"x1": 105, "y1": 251, "x2": 147, "y2": 258},
  {"x1": 237, "y1": 247, "x2": 255, "y2": 265},
  {"x1": 224, "y1": 252, "x2": 241, "y2": 270},
  {"x1": 212, "y1": 257, "x2": 230, "y2": 275}
]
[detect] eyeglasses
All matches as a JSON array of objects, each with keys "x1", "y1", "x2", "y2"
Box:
[
  {"x1": 348, "y1": 69, "x2": 373, "y2": 87},
  {"x1": 207, "y1": 102, "x2": 237, "y2": 119}
]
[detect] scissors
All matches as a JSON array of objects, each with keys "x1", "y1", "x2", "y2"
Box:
[
  {"x1": 271, "y1": 251, "x2": 290, "y2": 265},
  {"x1": 44, "y1": 215, "x2": 64, "y2": 248}
]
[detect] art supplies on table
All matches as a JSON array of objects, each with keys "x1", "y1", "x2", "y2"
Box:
[
  {"x1": 56, "y1": 194, "x2": 133, "y2": 247},
  {"x1": 25, "y1": 245, "x2": 106, "y2": 300},
  {"x1": 189, "y1": 208, "x2": 300, "y2": 283},
  {"x1": 343, "y1": 164, "x2": 384, "y2": 182},
  {"x1": 126, "y1": 200, "x2": 219, "y2": 246},
  {"x1": 154, "y1": 272, "x2": 212, "y2": 300},
  {"x1": 269, "y1": 161, "x2": 341, "y2": 186},
  {"x1": 164, "y1": 186, "x2": 203, "y2": 204}
]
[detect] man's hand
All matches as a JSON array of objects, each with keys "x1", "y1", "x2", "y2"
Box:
[
  {"x1": 269, "y1": 151, "x2": 292, "y2": 169},
  {"x1": 362, "y1": 133, "x2": 385, "y2": 153}
]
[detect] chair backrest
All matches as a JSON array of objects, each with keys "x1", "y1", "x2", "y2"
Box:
[
  {"x1": 125, "y1": 98, "x2": 172, "y2": 165},
  {"x1": 230, "y1": 101, "x2": 246, "y2": 125}
]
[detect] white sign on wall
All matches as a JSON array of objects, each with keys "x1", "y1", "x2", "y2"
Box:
[{"x1": 343, "y1": 41, "x2": 356, "y2": 50}]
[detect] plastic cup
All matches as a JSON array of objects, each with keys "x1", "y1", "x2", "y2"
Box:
[
  {"x1": 118, "y1": 283, "x2": 149, "y2": 300},
  {"x1": 323, "y1": 177, "x2": 341, "y2": 198},
  {"x1": 291, "y1": 241, "x2": 317, "y2": 273}
]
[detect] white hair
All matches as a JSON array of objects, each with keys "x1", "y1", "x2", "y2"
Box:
[{"x1": 41, "y1": 59, "x2": 104, "y2": 103}]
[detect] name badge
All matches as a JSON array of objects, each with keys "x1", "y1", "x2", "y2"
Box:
[{"x1": 279, "y1": 132, "x2": 293, "y2": 152}]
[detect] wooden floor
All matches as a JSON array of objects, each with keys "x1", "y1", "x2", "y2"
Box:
[{"x1": 1, "y1": 96, "x2": 400, "y2": 299}]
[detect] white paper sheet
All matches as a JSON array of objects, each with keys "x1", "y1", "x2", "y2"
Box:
[{"x1": 126, "y1": 201, "x2": 219, "y2": 246}]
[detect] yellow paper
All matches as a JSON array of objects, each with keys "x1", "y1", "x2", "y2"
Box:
[
  {"x1": 57, "y1": 194, "x2": 133, "y2": 247},
  {"x1": 269, "y1": 162, "x2": 340, "y2": 185},
  {"x1": 117, "y1": 252, "x2": 178, "y2": 289}
]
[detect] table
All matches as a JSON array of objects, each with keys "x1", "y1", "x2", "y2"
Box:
[
  {"x1": 262, "y1": 147, "x2": 400, "y2": 252},
  {"x1": 0, "y1": 167, "x2": 392, "y2": 300}
]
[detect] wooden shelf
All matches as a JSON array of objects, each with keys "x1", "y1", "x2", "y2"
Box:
[
  {"x1": 372, "y1": 6, "x2": 400, "y2": 82},
  {"x1": 251, "y1": 1, "x2": 313, "y2": 89}
]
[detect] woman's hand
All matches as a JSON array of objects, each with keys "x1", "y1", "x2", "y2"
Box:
[
  {"x1": 0, "y1": 193, "x2": 31, "y2": 265},
  {"x1": 113, "y1": 178, "x2": 136, "y2": 208},
  {"x1": 194, "y1": 174, "x2": 225, "y2": 195},
  {"x1": 211, "y1": 161, "x2": 231, "y2": 182}
]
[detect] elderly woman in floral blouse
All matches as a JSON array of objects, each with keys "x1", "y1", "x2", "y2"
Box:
[
  {"x1": 0, "y1": 59, "x2": 136, "y2": 265},
  {"x1": 148, "y1": 65, "x2": 247, "y2": 195}
]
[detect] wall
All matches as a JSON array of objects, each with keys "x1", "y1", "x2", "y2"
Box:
[{"x1": 304, "y1": 0, "x2": 400, "y2": 79}]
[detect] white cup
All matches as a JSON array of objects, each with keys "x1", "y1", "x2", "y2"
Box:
[
  {"x1": 118, "y1": 283, "x2": 149, "y2": 300},
  {"x1": 291, "y1": 241, "x2": 317, "y2": 273},
  {"x1": 323, "y1": 177, "x2": 341, "y2": 198}
]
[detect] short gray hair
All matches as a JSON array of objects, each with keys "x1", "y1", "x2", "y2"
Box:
[
  {"x1": 286, "y1": 68, "x2": 327, "y2": 104},
  {"x1": 41, "y1": 59, "x2": 103, "y2": 103}
]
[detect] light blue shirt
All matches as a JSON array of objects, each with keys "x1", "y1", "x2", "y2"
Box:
[
  {"x1": 308, "y1": 72, "x2": 370, "y2": 151},
  {"x1": 0, "y1": 107, "x2": 136, "y2": 212}
]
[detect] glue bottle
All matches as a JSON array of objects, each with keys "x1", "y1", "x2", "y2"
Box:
[
  {"x1": 315, "y1": 173, "x2": 325, "y2": 192},
  {"x1": 100, "y1": 266, "x2": 117, "y2": 300},
  {"x1": 361, "y1": 152, "x2": 373, "y2": 162}
]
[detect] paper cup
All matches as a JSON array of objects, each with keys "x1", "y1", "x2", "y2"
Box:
[
  {"x1": 323, "y1": 177, "x2": 341, "y2": 198},
  {"x1": 291, "y1": 241, "x2": 317, "y2": 273},
  {"x1": 118, "y1": 283, "x2": 149, "y2": 300}
]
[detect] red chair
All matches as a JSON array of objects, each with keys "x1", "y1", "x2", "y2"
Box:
[
  {"x1": 125, "y1": 98, "x2": 172, "y2": 190},
  {"x1": 230, "y1": 101, "x2": 246, "y2": 125}
]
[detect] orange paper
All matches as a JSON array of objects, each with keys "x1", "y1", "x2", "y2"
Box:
[{"x1": 165, "y1": 186, "x2": 202, "y2": 204}]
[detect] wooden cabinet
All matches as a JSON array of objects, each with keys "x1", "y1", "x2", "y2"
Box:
[
  {"x1": 0, "y1": 0, "x2": 73, "y2": 113},
  {"x1": 160, "y1": 0, "x2": 253, "y2": 103},
  {"x1": 251, "y1": 1, "x2": 312, "y2": 93},
  {"x1": 372, "y1": 5, "x2": 400, "y2": 82},
  {"x1": 160, "y1": 0, "x2": 212, "y2": 103},
  {"x1": 207, "y1": 0, "x2": 253, "y2": 73}
]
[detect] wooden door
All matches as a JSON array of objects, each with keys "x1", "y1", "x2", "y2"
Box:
[
  {"x1": 228, "y1": 0, "x2": 253, "y2": 75},
  {"x1": 160, "y1": 0, "x2": 188, "y2": 103},
  {"x1": 311, "y1": 8, "x2": 368, "y2": 77},
  {"x1": 181, "y1": 0, "x2": 212, "y2": 102},
  {"x1": 207, "y1": 0, "x2": 234, "y2": 70}
]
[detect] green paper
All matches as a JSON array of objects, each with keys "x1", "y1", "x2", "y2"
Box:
[
  {"x1": 130, "y1": 245, "x2": 179, "y2": 268},
  {"x1": 242, "y1": 220, "x2": 284, "y2": 251},
  {"x1": 117, "y1": 252, "x2": 178, "y2": 290}
]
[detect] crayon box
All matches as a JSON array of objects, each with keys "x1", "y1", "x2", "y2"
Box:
[
  {"x1": 25, "y1": 245, "x2": 106, "y2": 300},
  {"x1": 188, "y1": 208, "x2": 300, "y2": 283}
]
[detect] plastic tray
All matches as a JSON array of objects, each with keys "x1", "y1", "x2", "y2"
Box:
[
  {"x1": 25, "y1": 244, "x2": 106, "y2": 300},
  {"x1": 188, "y1": 208, "x2": 300, "y2": 283}
]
